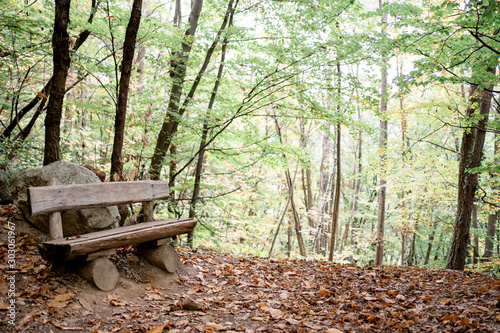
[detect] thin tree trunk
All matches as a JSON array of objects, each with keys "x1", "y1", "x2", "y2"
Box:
[
  {"x1": 268, "y1": 197, "x2": 291, "y2": 258},
  {"x1": 188, "y1": 0, "x2": 238, "y2": 247},
  {"x1": 329, "y1": 122, "x2": 341, "y2": 261},
  {"x1": 150, "y1": 0, "x2": 220, "y2": 180},
  {"x1": 375, "y1": 0, "x2": 388, "y2": 265},
  {"x1": 485, "y1": 213, "x2": 497, "y2": 258},
  {"x1": 287, "y1": 168, "x2": 307, "y2": 257},
  {"x1": 300, "y1": 120, "x2": 314, "y2": 229},
  {"x1": 43, "y1": 0, "x2": 71, "y2": 165},
  {"x1": 424, "y1": 217, "x2": 438, "y2": 265},
  {"x1": 329, "y1": 61, "x2": 342, "y2": 261},
  {"x1": 273, "y1": 116, "x2": 306, "y2": 257},
  {"x1": 312, "y1": 123, "x2": 331, "y2": 253},
  {"x1": 472, "y1": 204, "x2": 479, "y2": 264},
  {"x1": 349, "y1": 66, "x2": 363, "y2": 247},
  {"x1": 166, "y1": 0, "x2": 182, "y2": 219},
  {"x1": 110, "y1": 0, "x2": 142, "y2": 179},
  {"x1": 485, "y1": 120, "x2": 499, "y2": 258},
  {"x1": 447, "y1": 66, "x2": 496, "y2": 270}
]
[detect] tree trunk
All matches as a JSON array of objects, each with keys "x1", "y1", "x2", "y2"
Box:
[
  {"x1": 300, "y1": 120, "x2": 314, "y2": 229},
  {"x1": 349, "y1": 66, "x2": 363, "y2": 247},
  {"x1": 424, "y1": 217, "x2": 438, "y2": 265},
  {"x1": 447, "y1": 66, "x2": 496, "y2": 270},
  {"x1": 472, "y1": 204, "x2": 479, "y2": 264},
  {"x1": 110, "y1": 0, "x2": 143, "y2": 180},
  {"x1": 43, "y1": 0, "x2": 71, "y2": 165},
  {"x1": 149, "y1": 0, "x2": 206, "y2": 179},
  {"x1": 188, "y1": 0, "x2": 238, "y2": 247},
  {"x1": 329, "y1": 122, "x2": 341, "y2": 261},
  {"x1": 273, "y1": 116, "x2": 306, "y2": 257},
  {"x1": 312, "y1": 122, "x2": 331, "y2": 253},
  {"x1": 375, "y1": 0, "x2": 388, "y2": 265},
  {"x1": 485, "y1": 121, "x2": 499, "y2": 258},
  {"x1": 329, "y1": 61, "x2": 342, "y2": 261},
  {"x1": 485, "y1": 213, "x2": 497, "y2": 258}
]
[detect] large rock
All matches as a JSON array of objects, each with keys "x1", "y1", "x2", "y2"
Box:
[
  {"x1": 10, "y1": 161, "x2": 120, "y2": 237},
  {"x1": 0, "y1": 170, "x2": 12, "y2": 204}
]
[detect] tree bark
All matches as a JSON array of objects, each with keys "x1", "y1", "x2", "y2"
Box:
[
  {"x1": 110, "y1": 0, "x2": 143, "y2": 180},
  {"x1": 300, "y1": 120, "x2": 315, "y2": 229},
  {"x1": 149, "y1": 0, "x2": 204, "y2": 180},
  {"x1": 329, "y1": 61, "x2": 342, "y2": 261},
  {"x1": 43, "y1": 0, "x2": 71, "y2": 165},
  {"x1": 424, "y1": 217, "x2": 438, "y2": 265},
  {"x1": 447, "y1": 67, "x2": 496, "y2": 270},
  {"x1": 472, "y1": 204, "x2": 479, "y2": 264},
  {"x1": 375, "y1": 0, "x2": 388, "y2": 265}
]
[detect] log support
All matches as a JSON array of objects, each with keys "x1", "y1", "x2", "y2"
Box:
[
  {"x1": 76, "y1": 257, "x2": 119, "y2": 291},
  {"x1": 137, "y1": 243, "x2": 178, "y2": 273}
]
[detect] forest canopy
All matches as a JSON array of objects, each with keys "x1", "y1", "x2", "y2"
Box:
[{"x1": 1, "y1": 0, "x2": 499, "y2": 273}]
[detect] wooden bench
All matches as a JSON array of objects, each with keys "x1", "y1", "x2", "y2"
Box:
[{"x1": 28, "y1": 178, "x2": 197, "y2": 291}]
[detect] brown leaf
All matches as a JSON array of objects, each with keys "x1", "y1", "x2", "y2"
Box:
[
  {"x1": 51, "y1": 320, "x2": 64, "y2": 329},
  {"x1": 204, "y1": 322, "x2": 226, "y2": 331},
  {"x1": 53, "y1": 293, "x2": 75, "y2": 302},
  {"x1": 145, "y1": 324, "x2": 165, "y2": 333},
  {"x1": 47, "y1": 300, "x2": 69, "y2": 308},
  {"x1": 319, "y1": 285, "x2": 331, "y2": 296},
  {"x1": 181, "y1": 297, "x2": 202, "y2": 310},
  {"x1": 79, "y1": 298, "x2": 94, "y2": 311},
  {"x1": 325, "y1": 329, "x2": 344, "y2": 333},
  {"x1": 440, "y1": 315, "x2": 459, "y2": 322},
  {"x1": 110, "y1": 299, "x2": 128, "y2": 306}
]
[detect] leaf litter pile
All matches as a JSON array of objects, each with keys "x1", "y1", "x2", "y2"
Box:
[{"x1": 0, "y1": 208, "x2": 500, "y2": 332}]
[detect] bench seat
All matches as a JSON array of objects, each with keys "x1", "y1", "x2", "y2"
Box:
[{"x1": 38, "y1": 218, "x2": 197, "y2": 261}]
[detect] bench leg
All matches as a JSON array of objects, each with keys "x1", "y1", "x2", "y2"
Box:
[
  {"x1": 138, "y1": 244, "x2": 178, "y2": 273},
  {"x1": 77, "y1": 257, "x2": 119, "y2": 291}
]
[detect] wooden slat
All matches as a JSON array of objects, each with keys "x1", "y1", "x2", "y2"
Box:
[
  {"x1": 29, "y1": 180, "x2": 169, "y2": 216},
  {"x1": 38, "y1": 218, "x2": 196, "y2": 261}
]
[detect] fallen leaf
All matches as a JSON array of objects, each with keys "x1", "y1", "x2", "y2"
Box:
[
  {"x1": 79, "y1": 298, "x2": 93, "y2": 311},
  {"x1": 51, "y1": 320, "x2": 64, "y2": 329},
  {"x1": 47, "y1": 300, "x2": 69, "y2": 308},
  {"x1": 204, "y1": 322, "x2": 226, "y2": 331},
  {"x1": 181, "y1": 297, "x2": 202, "y2": 310},
  {"x1": 325, "y1": 329, "x2": 343, "y2": 333},
  {"x1": 319, "y1": 285, "x2": 331, "y2": 296},
  {"x1": 145, "y1": 324, "x2": 165, "y2": 333},
  {"x1": 440, "y1": 314, "x2": 459, "y2": 322},
  {"x1": 110, "y1": 299, "x2": 128, "y2": 306}
]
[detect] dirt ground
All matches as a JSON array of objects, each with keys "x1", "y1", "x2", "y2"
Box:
[{"x1": 1, "y1": 205, "x2": 500, "y2": 333}]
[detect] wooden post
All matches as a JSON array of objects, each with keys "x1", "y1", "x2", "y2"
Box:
[
  {"x1": 142, "y1": 173, "x2": 154, "y2": 222},
  {"x1": 137, "y1": 244, "x2": 178, "y2": 273},
  {"x1": 77, "y1": 257, "x2": 119, "y2": 291},
  {"x1": 48, "y1": 178, "x2": 64, "y2": 240}
]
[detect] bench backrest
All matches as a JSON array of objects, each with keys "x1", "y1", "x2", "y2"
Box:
[{"x1": 29, "y1": 180, "x2": 169, "y2": 216}]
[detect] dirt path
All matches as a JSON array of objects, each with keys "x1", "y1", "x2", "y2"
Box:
[{"x1": 1, "y1": 207, "x2": 500, "y2": 332}]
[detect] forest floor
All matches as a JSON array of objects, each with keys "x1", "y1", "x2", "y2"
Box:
[{"x1": 1, "y1": 205, "x2": 500, "y2": 333}]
